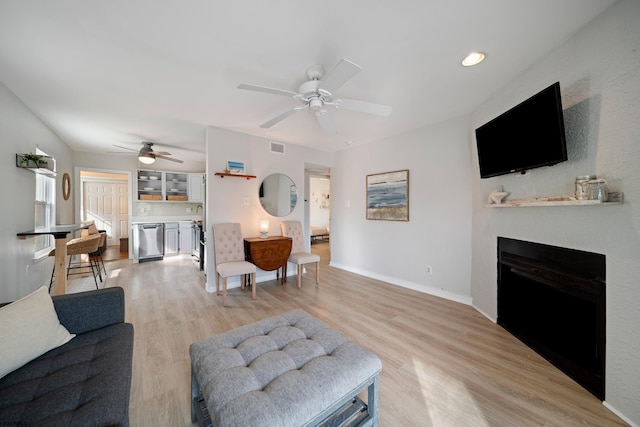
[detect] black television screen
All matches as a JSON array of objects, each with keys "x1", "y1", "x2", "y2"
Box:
[{"x1": 475, "y1": 82, "x2": 568, "y2": 179}]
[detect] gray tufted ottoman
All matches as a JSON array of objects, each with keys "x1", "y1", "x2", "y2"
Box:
[{"x1": 189, "y1": 309, "x2": 382, "y2": 426}]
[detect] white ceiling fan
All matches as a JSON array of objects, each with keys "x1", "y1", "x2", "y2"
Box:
[
  {"x1": 238, "y1": 59, "x2": 392, "y2": 136},
  {"x1": 112, "y1": 142, "x2": 184, "y2": 164}
]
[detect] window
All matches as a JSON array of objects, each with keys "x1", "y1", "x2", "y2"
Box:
[{"x1": 34, "y1": 149, "x2": 56, "y2": 258}]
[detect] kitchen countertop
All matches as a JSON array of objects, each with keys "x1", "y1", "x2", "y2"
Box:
[{"x1": 131, "y1": 216, "x2": 202, "y2": 224}]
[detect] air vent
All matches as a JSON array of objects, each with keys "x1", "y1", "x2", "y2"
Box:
[{"x1": 270, "y1": 141, "x2": 285, "y2": 154}]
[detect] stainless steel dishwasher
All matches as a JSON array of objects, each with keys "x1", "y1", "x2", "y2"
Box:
[{"x1": 133, "y1": 223, "x2": 164, "y2": 262}]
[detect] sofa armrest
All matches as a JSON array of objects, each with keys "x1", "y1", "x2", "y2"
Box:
[{"x1": 52, "y1": 287, "x2": 126, "y2": 334}]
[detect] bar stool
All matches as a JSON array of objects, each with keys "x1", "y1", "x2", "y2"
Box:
[
  {"x1": 90, "y1": 231, "x2": 107, "y2": 282},
  {"x1": 49, "y1": 234, "x2": 102, "y2": 291}
]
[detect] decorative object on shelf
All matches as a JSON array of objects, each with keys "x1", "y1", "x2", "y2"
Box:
[
  {"x1": 259, "y1": 220, "x2": 270, "y2": 239},
  {"x1": 587, "y1": 179, "x2": 608, "y2": 202},
  {"x1": 62, "y1": 173, "x2": 71, "y2": 201},
  {"x1": 226, "y1": 161, "x2": 245, "y2": 174},
  {"x1": 16, "y1": 153, "x2": 56, "y2": 176},
  {"x1": 366, "y1": 169, "x2": 409, "y2": 221},
  {"x1": 575, "y1": 175, "x2": 596, "y2": 200},
  {"x1": 488, "y1": 187, "x2": 510, "y2": 204},
  {"x1": 19, "y1": 152, "x2": 46, "y2": 167}
]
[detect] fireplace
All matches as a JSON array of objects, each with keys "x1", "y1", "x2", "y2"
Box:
[{"x1": 497, "y1": 237, "x2": 605, "y2": 400}]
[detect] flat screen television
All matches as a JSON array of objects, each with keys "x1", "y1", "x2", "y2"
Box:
[{"x1": 475, "y1": 82, "x2": 568, "y2": 179}]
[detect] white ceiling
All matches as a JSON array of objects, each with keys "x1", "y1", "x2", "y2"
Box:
[{"x1": 0, "y1": 1, "x2": 616, "y2": 161}]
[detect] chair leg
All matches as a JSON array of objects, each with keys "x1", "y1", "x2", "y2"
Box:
[
  {"x1": 315, "y1": 261, "x2": 319, "y2": 284},
  {"x1": 98, "y1": 253, "x2": 106, "y2": 277},
  {"x1": 49, "y1": 264, "x2": 55, "y2": 293},
  {"x1": 91, "y1": 253, "x2": 103, "y2": 282},
  {"x1": 89, "y1": 255, "x2": 99, "y2": 289},
  {"x1": 215, "y1": 273, "x2": 220, "y2": 295},
  {"x1": 251, "y1": 272, "x2": 256, "y2": 300},
  {"x1": 222, "y1": 277, "x2": 227, "y2": 306},
  {"x1": 297, "y1": 265, "x2": 302, "y2": 288}
]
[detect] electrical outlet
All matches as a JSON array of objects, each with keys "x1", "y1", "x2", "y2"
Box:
[
  {"x1": 426, "y1": 266, "x2": 433, "y2": 275},
  {"x1": 186, "y1": 207, "x2": 191, "y2": 213}
]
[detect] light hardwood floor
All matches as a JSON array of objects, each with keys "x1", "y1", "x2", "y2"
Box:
[{"x1": 98, "y1": 241, "x2": 627, "y2": 426}]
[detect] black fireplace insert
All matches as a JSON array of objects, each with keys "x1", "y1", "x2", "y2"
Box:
[{"x1": 497, "y1": 237, "x2": 605, "y2": 400}]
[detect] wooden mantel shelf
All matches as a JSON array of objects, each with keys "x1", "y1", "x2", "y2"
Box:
[
  {"x1": 486, "y1": 192, "x2": 623, "y2": 208},
  {"x1": 214, "y1": 172, "x2": 256, "y2": 179}
]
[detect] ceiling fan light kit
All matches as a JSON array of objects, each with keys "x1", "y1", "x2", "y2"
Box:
[
  {"x1": 238, "y1": 58, "x2": 392, "y2": 136},
  {"x1": 113, "y1": 141, "x2": 184, "y2": 164},
  {"x1": 462, "y1": 52, "x2": 486, "y2": 67}
]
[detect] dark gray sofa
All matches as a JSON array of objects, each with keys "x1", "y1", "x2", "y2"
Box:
[{"x1": 0, "y1": 287, "x2": 134, "y2": 426}]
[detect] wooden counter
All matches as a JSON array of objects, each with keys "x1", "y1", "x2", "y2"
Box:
[{"x1": 17, "y1": 224, "x2": 87, "y2": 295}]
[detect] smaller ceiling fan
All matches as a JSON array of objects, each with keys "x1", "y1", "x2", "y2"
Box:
[
  {"x1": 112, "y1": 142, "x2": 183, "y2": 164},
  {"x1": 238, "y1": 58, "x2": 392, "y2": 136}
]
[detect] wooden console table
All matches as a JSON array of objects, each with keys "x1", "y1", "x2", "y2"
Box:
[{"x1": 244, "y1": 236, "x2": 292, "y2": 284}]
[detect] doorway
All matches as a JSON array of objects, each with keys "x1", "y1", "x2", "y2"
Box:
[{"x1": 77, "y1": 169, "x2": 131, "y2": 258}]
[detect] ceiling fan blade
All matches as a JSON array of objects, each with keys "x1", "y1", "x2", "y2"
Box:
[
  {"x1": 238, "y1": 84, "x2": 299, "y2": 98},
  {"x1": 315, "y1": 111, "x2": 337, "y2": 136},
  {"x1": 336, "y1": 98, "x2": 393, "y2": 117},
  {"x1": 318, "y1": 59, "x2": 362, "y2": 94},
  {"x1": 260, "y1": 109, "x2": 299, "y2": 128},
  {"x1": 149, "y1": 151, "x2": 171, "y2": 156},
  {"x1": 113, "y1": 144, "x2": 138, "y2": 152},
  {"x1": 155, "y1": 155, "x2": 183, "y2": 164}
]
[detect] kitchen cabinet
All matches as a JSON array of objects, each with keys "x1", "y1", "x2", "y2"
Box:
[
  {"x1": 188, "y1": 173, "x2": 205, "y2": 203},
  {"x1": 165, "y1": 172, "x2": 188, "y2": 201},
  {"x1": 136, "y1": 169, "x2": 203, "y2": 202},
  {"x1": 165, "y1": 222, "x2": 193, "y2": 256},
  {"x1": 137, "y1": 170, "x2": 163, "y2": 201},
  {"x1": 179, "y1": 222, "x2": 192, "y2": 255},
  {"x1": 164, "y1": 223, "x2": 179, "y2": 256}
]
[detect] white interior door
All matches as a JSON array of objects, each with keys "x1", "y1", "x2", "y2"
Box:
[{"x1": 82, "y1": 180, "x2": 129, "y2": 246}]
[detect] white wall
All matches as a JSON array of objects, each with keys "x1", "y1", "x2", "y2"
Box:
[
  {"x1": 0, "y1": 81, "x2": 73, "y2": 303},
  {"x1": 330, "y1": 115, "x2": 473, "y2": 304},
  {"x1": 204, "y1": 126, "x2": 333, "y2": 292},
  {"x1": 470, "y1": 1, "x2": 640, "y2": 424}
]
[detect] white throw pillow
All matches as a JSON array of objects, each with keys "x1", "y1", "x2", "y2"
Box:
[{"x1": 0, "y1": 286, "x2": 75, "y2": 379}]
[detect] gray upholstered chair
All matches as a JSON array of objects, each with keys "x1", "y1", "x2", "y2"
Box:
[
  {"x1": 212, "y1": 223, "x2": 257, "y2": 306},
  {"x1": 280, "y1": 221, "x2": 320, "y2": 288}
]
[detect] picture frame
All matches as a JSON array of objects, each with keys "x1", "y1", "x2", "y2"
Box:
[
  {"x1": 366, "y1": 169, "x2": 409, "y2": 221},
  {"x1": 226, "y1": 161, "x2": 245, "y2": 175}
]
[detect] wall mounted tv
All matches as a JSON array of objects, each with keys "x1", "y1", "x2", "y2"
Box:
[{"x1": 475, "y1": 82, "x2": 568, "y2": 179}]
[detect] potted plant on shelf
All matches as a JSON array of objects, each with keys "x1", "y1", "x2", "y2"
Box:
[{"x1": 20, "y1": 153, "x2": 47, "y2": 168}]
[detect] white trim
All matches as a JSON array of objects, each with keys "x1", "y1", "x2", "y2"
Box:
[
  {"x1": 329, "y1": 261, "x2": 473, "y2": 305},
  {"x1": 602, "y1": 401, "x2": 638, "y2": 427}
]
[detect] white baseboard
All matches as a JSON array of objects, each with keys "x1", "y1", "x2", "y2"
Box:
[
  {"x1": 329, "y1": 261, "x2": 472, "y2": 306},
  {"x1": 603, "y1": 401, "x2": 637, "y2": 427}
]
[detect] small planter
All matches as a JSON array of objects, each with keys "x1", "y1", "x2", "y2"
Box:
[{"x1": 16, "y1": 153, "x2": 56, "y2": 176}]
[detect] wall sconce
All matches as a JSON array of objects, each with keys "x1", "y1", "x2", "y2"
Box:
[{"x1": 259, "y1": 219, "x2": 269, "y2": 238}]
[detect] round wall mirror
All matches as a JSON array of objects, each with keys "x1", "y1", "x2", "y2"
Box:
[
  {"x1": 62, "y1": 173, "x2": 71, "y2": 201},
  {"x1": 259, "y1": 173, "x2": 297, "y2": 217}
]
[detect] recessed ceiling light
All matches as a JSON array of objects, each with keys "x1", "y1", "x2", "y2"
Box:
[
  {"x1": 462, "y1": 52, "x2": 486, "y2": 67},
  {"x1": 346, "y1": 140, "x2": 353, "y2": 145}
]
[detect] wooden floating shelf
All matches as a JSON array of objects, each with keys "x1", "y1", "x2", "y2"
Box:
[
  {"x1": 215, "y1": 172, "x2": 256, "y2": 179},
  {"x1": 486, "y1": 193, "x2": 623, "y2": 208}
]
